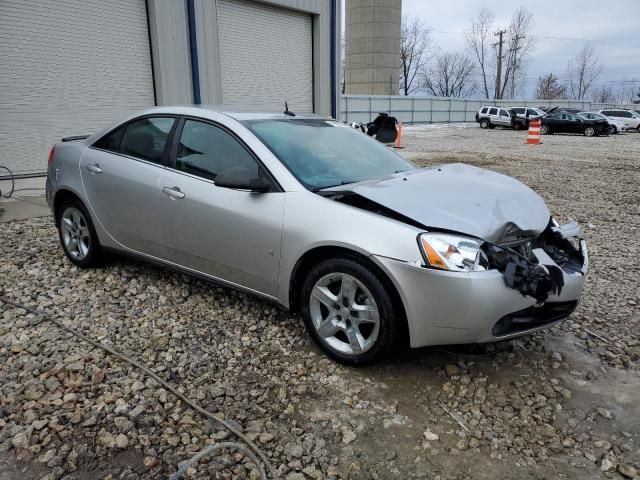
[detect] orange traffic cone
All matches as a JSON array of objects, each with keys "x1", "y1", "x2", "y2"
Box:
[
  {"x1": 394, "y1": 119, "x2": 404, "y2": 149},
  {"x1": 526, "y1": 118, "x2": 542, "y2": 145}
]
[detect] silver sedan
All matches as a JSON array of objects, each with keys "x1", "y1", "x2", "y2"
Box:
[{"x1": 46, "y1": 106, "x2": 588, "y2": 365}]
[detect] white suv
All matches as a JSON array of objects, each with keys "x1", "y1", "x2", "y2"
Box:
[
  {"x1": 598, "y1": 109, "x2": 640, "y2": 132},
  {"x1": 510, "y1": 107, "x2": 545, "y2": 122},
  {"x1": 476, "y1": 106, "x2": 514, "y2": 129}
]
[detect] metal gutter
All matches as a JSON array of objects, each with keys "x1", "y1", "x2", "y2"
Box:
[
  {"x1": 186, "y1": 0, "x2": 201, "y2": 104},
  {"x1": 330, "y1": 0, "x2": 337, "y2": 118}
]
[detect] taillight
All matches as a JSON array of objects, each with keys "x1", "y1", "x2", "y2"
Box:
[{"x1": 48, "y1": 145, "x2": 55, "y2": 165}]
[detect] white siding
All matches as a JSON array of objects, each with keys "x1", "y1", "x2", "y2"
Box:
[
  {"x1": 217, "y1": 0, "x2": 313, "y2": 112},
  {"x1": 0, "y1": 0, "x2": 155, "y2": 175}
]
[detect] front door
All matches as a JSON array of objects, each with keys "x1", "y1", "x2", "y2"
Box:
[
  {"x1": 80, "y1": 116, "x2": 175, "y2": 258},
  {"x1": 160, "y1": 118, "x2": 284, "y2": 297}
]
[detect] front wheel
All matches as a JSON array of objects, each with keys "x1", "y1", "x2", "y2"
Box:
[
  {"x1": 300, "y1": 257, "x2": 400, "y2": 366},
  {"x1": 584, "y1": 127, "x2": 595, "y2": 137},
  {"x1": 541, "y1": 124, "x2": 551, "y2": 135},
  {"x1": 57, "y1": 200, "x2": 104, "y2": 268},
  {"x1": 608, "y1": 125, "x2": 616, "y2": 135}
]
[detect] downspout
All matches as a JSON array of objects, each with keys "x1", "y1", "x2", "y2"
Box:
[
  {"x1": 330, "y1": 0, "x2": 337, "y2": 118},
  {"x1": 186, "y1": 0, "x2": 201, "y2": 104}
]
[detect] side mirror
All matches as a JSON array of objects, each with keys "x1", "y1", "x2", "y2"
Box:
[{"x1": 214, "y1": 167, "x2": 270, "y2": 192}]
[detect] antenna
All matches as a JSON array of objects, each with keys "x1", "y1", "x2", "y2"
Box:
[{"x1": 284, "y1": 101, "x2": 295, "y2": 116}]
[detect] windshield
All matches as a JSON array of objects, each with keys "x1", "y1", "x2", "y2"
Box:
[{"x1": 245, "y1": 119, "x2": 416, "y2": 190}]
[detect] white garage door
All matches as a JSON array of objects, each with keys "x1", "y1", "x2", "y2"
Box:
[
  {"x1": 0, "y1": 0, "x2": 155, "y2": 175},
  {"x1": 217, "y1": 0, "x2": 313, "y2": 113}
]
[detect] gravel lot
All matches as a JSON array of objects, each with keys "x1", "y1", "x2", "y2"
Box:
[{"x1": 1, "y1": 125, "x2": 639, "y2": 479}]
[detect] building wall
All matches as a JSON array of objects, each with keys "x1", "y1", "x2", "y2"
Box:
[
  {"x1": 151, "y1": 0, "x2": 340, "y2": 116},
  {"x1": 147, "y1": 0, "x2": 193, "y2": 105},
  {"x1": 344, "y1": 0, "x2": 401, "y2": 96}
]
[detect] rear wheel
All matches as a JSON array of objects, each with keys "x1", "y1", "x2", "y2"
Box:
[
  {"x1": 479, "y1": 119, "x2": 490, "y2": 129},
  {"x1": 584, "y1": 127, "x2": 595, "y2": 137},
  {"x1": 513, "y1": 122, "x2": 522, "y2": 130},
  {"x1": 57, "y1": 200, "x2": 104, "y2": 268},
  {"x1": 301, "y1": 257, "x2": 400, "y2": 366},
  {"x1": 541, "y1": 124, "x2": 551, "y2": 135}
]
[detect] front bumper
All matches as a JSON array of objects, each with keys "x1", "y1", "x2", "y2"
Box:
[{"x1": 374, "y1": 240, "x2": 588, "y2": 348}]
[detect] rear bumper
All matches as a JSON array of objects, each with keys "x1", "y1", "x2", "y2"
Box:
[{"x1": 374, "y1": 241, "x2": 588, "y2": 348}]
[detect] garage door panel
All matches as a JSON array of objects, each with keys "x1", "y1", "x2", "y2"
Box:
[
  {"x1": 217, "y1": 0, "x2": 313, "y2": 113},
  {"x1": 0, "y1": 0, "x2": 155, "y2": 175}
]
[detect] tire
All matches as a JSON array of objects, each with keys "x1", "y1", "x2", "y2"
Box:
[
  {"x1": 300, "y1": 257, "x2": 400, "y2": 366},
  {"x1": 513, "y1": 122, "x2": 522, "y2": 131},
  {"x1": 488, "y1": 124, "x2": 496, "y2": 129},
  {"x1": 479, "y1": 119, "x2": 490, "y2": 129},
  {"x1": 540, "y1": 124, "x2": 551, "y2": 135},
  {"x1": 584, "y1": 127, "x2": 595, "y2": 137},
  {"x1": 608, "y1": 125, "x2": 616, "y2": 135},
  {"x1": 637, "y1": 125, "x2": 640, "y2": 133},
  {"x1": 57, "y1": 199, "x2": 104, "y2": 268}
]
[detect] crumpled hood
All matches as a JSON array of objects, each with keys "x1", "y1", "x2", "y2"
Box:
[{"x1": 330, "y1": 163, "x2": 550, "y2": 244}]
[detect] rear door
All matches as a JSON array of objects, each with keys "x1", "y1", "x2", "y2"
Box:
[
  {"x1": 160, "y1": 118, "x2": 284, "y2": 297},
  {"x1": 496, "y1": 109, "x2": 511, "y2": 126},
  {"x1": 80, "y1": 116, "x2": 176, "y2": 258}
]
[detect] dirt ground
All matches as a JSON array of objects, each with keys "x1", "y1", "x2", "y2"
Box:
[{"x1": 1, "y1": 125, "x2": 639, "y2": 479}]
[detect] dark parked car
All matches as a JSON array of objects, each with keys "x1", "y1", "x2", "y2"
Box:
[{"x1": 540, "y1": 112, "x2": 609, "y2": 137}]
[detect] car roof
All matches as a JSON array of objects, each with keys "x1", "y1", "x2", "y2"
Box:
[{"x1": 131, "y1": 105, "x2": 326, "y2": 122}]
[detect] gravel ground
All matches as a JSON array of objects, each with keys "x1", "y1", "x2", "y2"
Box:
[{"x1": 1, "y1": 125, "x2": 639, "y2": 479}]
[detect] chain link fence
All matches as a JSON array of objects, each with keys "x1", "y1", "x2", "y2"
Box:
[{"x1": 340, "y1": 95, "x2": 639, "y2": 125}]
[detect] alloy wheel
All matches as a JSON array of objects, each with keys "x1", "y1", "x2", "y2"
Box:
[
  {"x1": 309, "y1": 273, "x2": 380, "y2": 355},
  {"x1": 61, "y1": 207, "x2": 91, "y2": 260},
  {"x1": 584, "y1": 127, "x2": 595, "y2": 137},
  {"x1": 541, "y1": 125, "x2": 550, "y2": 135}
]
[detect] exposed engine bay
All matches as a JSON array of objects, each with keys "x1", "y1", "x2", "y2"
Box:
[{"x1": 483, "y1": 220, "x2": 586, "y2": 302}]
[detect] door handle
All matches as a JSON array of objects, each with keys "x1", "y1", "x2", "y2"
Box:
[
  {"x1": 162, "y1": 186, "x2": 185, "y2": 199},
  {"x1": 86, "y1": 163, "x2": 102, "y2": 174}
]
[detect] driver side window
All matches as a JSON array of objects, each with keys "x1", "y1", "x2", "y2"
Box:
[{"x1": 176, "y1": 120, "x2": 259, "y2": 181}]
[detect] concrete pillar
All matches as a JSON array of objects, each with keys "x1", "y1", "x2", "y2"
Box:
[{"x1": 344, "y1": 0, "x2": 401, "y2": 95}]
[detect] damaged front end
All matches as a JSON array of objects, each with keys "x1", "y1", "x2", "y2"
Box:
[{"x1": 483, "y1": 219, "x2": 587, "y2": 303}]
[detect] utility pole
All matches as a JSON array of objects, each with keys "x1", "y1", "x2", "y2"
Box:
[{"x1": 494, "y1": 30, "x2": 506, "y2": 99}]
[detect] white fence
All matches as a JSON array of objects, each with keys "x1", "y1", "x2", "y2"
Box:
[{"x1": 340, "y1": 95, "x2": 639, "y2": 124}]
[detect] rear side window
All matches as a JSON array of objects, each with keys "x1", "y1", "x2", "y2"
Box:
[
  {"x1": 488, "y1": 108, "x2": 498, "y2": 115},
  {"x1": 618, "y1": 111, "x2": 633, "y2": 118},
  {"x1": 93, "y1": 127, "x2": 124, "y2": 152},
  {"x1": 175, "y1": 120, "x2": 259, "y2": 181},
  {"x1": 120, "y1": 117, "x2": 175, "y2": 163},
  {"x1": 480, "y1": 107, "x2": 488, "y2": 113}
]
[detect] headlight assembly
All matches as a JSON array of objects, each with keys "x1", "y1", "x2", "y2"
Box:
[{"x1": 418, "y1": 233, "x2": 488, "y2": 272}]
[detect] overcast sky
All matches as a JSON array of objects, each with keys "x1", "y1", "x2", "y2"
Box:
[{"x1": 399, "y1": 0, "x2": 640, "y2": 98}]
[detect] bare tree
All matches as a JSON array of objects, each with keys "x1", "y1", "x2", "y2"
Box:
[
  {"x1": 399, "y1": 16, "x2": 434, "y2": 95},
  {"x1": 499, "y1": 7, "x2": 535, "y2": 99},
  {"x1": 465, "y1": 8, "x2": 495, "y2": 99},
  {"x1": 590, "y1": 84, "x2": 616, "y2": 104},
  {"x1": 422, "y1": 51, "x2": 476, "y2": 98},
  {"x1": 567, "y1": 45, "x2": 602, "y2": 100},
  {"x1": 535, "y1": 73, "x2": 567, "y2": 99}
]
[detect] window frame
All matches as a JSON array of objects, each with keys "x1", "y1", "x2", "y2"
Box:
[
  {"x1": 90, "y1": 114, "x2": 179, "y2": 167},
  {"x1": 488, "y1": 107, "x2": 498, "y2": 115},
  {"x1": 166, "y1": 116, "x2": 283, "y2": 193}
]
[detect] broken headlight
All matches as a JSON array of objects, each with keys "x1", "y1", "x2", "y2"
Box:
[{"x1": 419, "y1": 233, "x2": 488, "y2": 272}]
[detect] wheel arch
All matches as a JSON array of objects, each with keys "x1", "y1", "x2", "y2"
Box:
[
  {"x1": 52, "y1": 188, "x2": 86, "y2": 223},
  {"x1": 288, "y1": 245, "x2": 409, "y2": 345}
]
